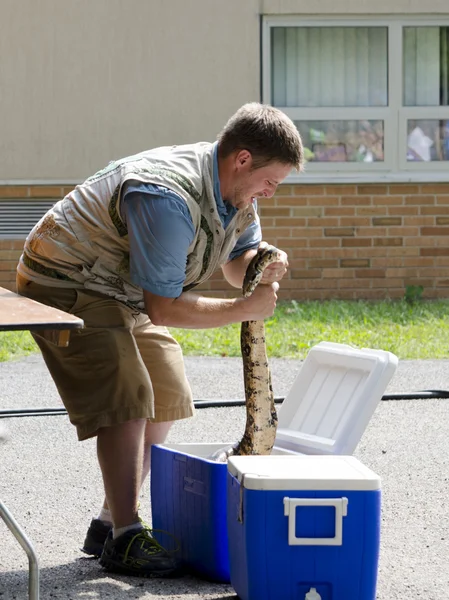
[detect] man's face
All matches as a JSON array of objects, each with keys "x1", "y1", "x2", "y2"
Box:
[{"x1": 225, "y1": 151, "x2": 292, "y2": 210}]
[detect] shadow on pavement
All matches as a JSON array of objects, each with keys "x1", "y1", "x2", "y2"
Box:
[{"x1": 0, "y1": 558, "x2": 238, "y2": 599}]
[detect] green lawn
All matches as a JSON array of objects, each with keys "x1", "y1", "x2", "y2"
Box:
[
  {"x1": 2, "y1": 299, "x2": 448, "y2": 361},
  {"x1": 170, "y1": 299, "x2": 449, "y2": 360},
  {"x1": 0, "y1": 330, "x2": 39, "y2": 362}
]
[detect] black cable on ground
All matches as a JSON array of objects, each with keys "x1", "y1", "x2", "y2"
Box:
[{"x1": 0, "y1": 390, "x2": 448, "y2": 419}]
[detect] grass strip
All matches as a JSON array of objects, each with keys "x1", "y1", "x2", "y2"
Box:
[{"x1": 1, "y1": 299, "x2": 448, "y2": 362}]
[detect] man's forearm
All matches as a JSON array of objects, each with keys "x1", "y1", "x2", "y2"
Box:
[
  {"x1": 144, "y1": 283, "x2": 278, "y2": 329},
  {"x1": 144, "y1": 291, "x2": 248, "y2": 329},
  {"x1": 221, "y1": 248, "x2": 258, "y2": 288}
]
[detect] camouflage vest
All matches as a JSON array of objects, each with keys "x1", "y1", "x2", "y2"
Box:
[{"x1": 18, "y1": 142, "x2": 257, "y2": 310}]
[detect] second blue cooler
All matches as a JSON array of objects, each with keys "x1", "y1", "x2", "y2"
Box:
[{"x1": 227, "y1": 455, "x2": 381, "y2": 600}]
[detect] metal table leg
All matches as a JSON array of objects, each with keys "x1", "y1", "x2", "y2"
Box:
[{"x1": 0, "y1": 500, "x2": 39, "y2": 600}]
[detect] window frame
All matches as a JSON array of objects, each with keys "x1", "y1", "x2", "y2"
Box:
[{"x1": 262, "y1": 15, "x2": 449, "y2": 183}]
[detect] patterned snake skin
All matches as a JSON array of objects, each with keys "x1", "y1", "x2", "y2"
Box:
[{"x1": 209, "y1": 244, "x2": 281, "y2": 462}]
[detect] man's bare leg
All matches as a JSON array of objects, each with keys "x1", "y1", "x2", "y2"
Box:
[
  {"x1": 95, "y1": 419, "x2": 178, "y2": 575},
  {"x1": 97, "y1": 419, "x2": 146, "y2": 529},
  {"x1": 98, "y1": 420, "x2": 173, "y2": 524}
]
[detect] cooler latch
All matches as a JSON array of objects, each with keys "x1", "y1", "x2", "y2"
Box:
[{"x1": 283, "y1": 497, "x2": 348, "y2": 546}]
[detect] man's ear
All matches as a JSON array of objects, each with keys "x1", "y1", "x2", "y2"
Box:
[{"x1": 235, "y1": 149, "x2": 252, "y2": 170}]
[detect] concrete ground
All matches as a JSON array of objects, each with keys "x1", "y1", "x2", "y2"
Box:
[{"x1": 0, "y1": 352, "x2": 448, "y2": 599}]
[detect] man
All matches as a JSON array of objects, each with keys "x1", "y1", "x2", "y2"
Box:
[{"x1": 16, "y1": 102, "x2": 304, "y2": 577}]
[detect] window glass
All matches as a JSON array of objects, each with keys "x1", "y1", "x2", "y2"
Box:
[
  {"x1": 407, "y1": 119, "x2": 449, "y2": 161},
  {"x1": 295, "y1": 120, "x2": 384, "y2": 163},
  {"x1": 271, "y1": 27, "x2": 388, "y2": 107},
  {"x1": 403, "y1": 27, "x2": 449, "y2": 107}
]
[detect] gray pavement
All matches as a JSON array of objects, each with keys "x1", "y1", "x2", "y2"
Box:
[{"x1": 0, "y1": 352, "x2": 448, "y2": 599}]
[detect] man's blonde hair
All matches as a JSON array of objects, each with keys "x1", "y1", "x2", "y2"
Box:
[{"x1": 217, "y1": 103, "x2": 304, "y2": 171}]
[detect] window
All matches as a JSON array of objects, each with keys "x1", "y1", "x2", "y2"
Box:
[{"x1": 262, "y1": 17, "x2": 449, "y2": 181}]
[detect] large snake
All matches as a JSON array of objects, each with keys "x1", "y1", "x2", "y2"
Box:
[{"x1": 209, "y1": 244, "x2": 281, "y2": 461}]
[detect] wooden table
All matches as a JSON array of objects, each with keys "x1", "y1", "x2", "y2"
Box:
[{"x1": 0, "y1": 285, "x2": 84, "y2": 600}]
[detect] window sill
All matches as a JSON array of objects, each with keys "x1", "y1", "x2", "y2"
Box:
[{"x1": 287, "y1": 171, "x2": 449, "y2": 185}]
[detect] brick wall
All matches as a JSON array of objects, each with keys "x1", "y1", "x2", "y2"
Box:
[
  {"x1": 2, "y1": 183, "x2": 449, "y2": 300},
  {"x1": 198, "y1": 182, "x2": 449, "y2": 300}
]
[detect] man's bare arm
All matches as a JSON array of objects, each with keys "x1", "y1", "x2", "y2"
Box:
[
  {"x1": 221, "y1": 248, "x2": 258, "y2": 289},
  {"x1": 143, "y1": 283, "x2": 278, "y2": 329}
]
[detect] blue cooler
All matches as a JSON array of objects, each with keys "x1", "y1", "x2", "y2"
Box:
[
  {"x1": 227, "y1": 455, "x2": 381, "y2": 600},
  {"x1": 151, "y1": 343, "x2": 397, "y2": 584},
  {"x1": 151, "y1": 443, "x2": 230, "y2": 581}
]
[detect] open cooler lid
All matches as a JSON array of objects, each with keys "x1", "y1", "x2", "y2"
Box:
[
  {"x1": 227, "y1": 455, "x2": 381, "y2": 491},
  {"x1": 274, "y1": 342, "x2": 398, "y2": 455}
]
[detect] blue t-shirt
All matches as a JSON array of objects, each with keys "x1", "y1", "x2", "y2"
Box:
[{"x1": 122, "y1": 146, "x2": 261, "y2": 297}]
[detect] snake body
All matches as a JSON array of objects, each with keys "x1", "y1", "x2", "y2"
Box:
[{"x1": 209, "y1": 244, "x2": 281, "y2": 461}]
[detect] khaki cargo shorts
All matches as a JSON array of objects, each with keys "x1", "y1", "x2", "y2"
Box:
[{"x1": 16, "y1": 275, "x2": 194, "y2": 441}]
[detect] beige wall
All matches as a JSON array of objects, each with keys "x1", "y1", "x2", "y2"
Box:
[
  {"x1": 2, "y1": 0, "x2": 449, "y2": 181},
  {"x1": 0, "y1": 0, "x2": 260, "y2": 181}
]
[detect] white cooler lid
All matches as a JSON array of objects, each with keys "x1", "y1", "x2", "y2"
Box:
[
  {"x1": 274, "y1": 342, "x2": 398, "y2": 455},
  {"x1": 227, "y1": 455, "x2": 381, "y2": 491}
]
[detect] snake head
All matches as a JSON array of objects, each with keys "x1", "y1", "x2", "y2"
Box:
[{"x1": 242, "y1": 244, "x2": 281, "y2": 297}]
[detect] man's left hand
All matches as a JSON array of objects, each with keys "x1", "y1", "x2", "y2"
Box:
[{"x1": 259, "y1": 246, "x2": 289, "y2": 284}]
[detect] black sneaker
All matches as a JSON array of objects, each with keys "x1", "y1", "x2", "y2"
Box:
[
  {"x1": 81, "y1": 519, "x2": 112, "y2": 557},
  {"x1": 99, "y1": 527, "x2": 178, "y2": 577}
]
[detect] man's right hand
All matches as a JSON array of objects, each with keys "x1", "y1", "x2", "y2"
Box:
[{"x1": 239, "y1": 282, "x2": 279, "y2": 321}]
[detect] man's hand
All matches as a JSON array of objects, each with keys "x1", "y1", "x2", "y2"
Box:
[
  {"x1": 258, "y1": 243, "x2": 289, "y2": 285},
  {"x1": 240, "y1": 282, "x2": 279, "y2": 320}
]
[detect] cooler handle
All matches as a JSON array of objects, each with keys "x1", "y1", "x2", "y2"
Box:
[{"x1": 283, "y1": 497, "x2": 348, "y2": 546}]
